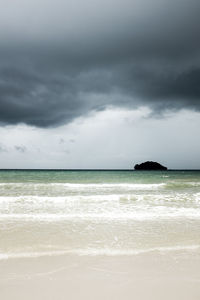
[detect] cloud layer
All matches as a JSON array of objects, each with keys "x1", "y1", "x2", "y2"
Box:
[{"x1": 0, "y1": 0, "x2": 200, "y2": 127}]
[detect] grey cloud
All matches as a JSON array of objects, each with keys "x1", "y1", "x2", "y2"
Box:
[
  {"x1": 59, "y1": 138, "x2": 65, "y2": 144},
  {"x1": 65, "y1": 150, "x2": 71, "y2": 154},
  {"x1": 0, "y1": 144, "x2": 7, "y2": 152},
  {"x1": 0, "y1": 0, "x2": 199, "y2": 127},
  {"x1": 15, "y1": 145, "x2": 27, "y2": 153},
  {"x1": 111, "y1": 66, "x2": 200, "y2": 111},
  {"x1": 69, "y1": 139, "x2": 75, "y2": 143}
]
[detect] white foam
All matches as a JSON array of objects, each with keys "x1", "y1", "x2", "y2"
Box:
[
  {"x1": 73, "y1": 245, "x2": 200, "y2": 256},
  {"x1": 0, "y1": 194, "x2": 126, "y2": 203},
  {"x1": 165, "y1": 181, "x2": 200, "y2": 188},
  {"x1": 0, "y1": 195, "x2": 160, "y2": 206},
  {"x1": 54, "y1": 183, "x2": 166, "y2": 190},
  {"x1": 1, "y1": 208, "x2": 200, "y2": 222},
  {"x1": 0, "y1": 245, "x2": 199, "y2": 260},
  {"x1": 1, "y1": 191, "x2": 199, "y2": 204},
  {"x1": 0, "y1": 182, "x2": 165, "y2": 190}
]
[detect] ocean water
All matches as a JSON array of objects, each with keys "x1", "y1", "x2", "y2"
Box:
[{"x1": 0, "y1": 170, "x2": 200, "y2": 259}]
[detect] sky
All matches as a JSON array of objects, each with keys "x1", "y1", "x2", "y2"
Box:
[{"x1": 0, "y1": 0, "x2": 200, "y2": 169}]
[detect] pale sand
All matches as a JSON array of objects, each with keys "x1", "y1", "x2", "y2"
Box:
[{"x1": 0, "y1": 251, "x2": 200, "y2": 300}]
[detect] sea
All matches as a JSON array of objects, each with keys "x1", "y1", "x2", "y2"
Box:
[{"x1": 0, "y1": 170, "x2": 200, "y2": 259}]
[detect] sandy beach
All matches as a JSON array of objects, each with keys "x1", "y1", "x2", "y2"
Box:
[{"x1": 1, "y1": 250, "x2": 200, "y2": 300}]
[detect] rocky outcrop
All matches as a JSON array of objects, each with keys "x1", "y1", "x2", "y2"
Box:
[{"x1": 134, "y1": 161, "x2": 167, "y2": 170}]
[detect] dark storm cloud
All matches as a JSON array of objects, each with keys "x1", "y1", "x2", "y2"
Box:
[{"x1": 0, "y1": 0, "x2": 200, "y2": 127}]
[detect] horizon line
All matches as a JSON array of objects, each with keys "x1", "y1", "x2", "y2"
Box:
[{"x1": 0, "y1": 168, "x2": 200, "y2": 171}]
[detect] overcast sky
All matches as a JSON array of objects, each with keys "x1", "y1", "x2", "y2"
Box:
[{"x1": 0, "y1": 0, "x2": 200, "y2": 168}]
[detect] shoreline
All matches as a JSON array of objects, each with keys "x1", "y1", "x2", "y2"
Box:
[
  {"x1": 1, "y1": 251, "x2": 200, "y2": 300},
  {"x1": 1, "y1": 244, "x2": 200, "y2": 261}
]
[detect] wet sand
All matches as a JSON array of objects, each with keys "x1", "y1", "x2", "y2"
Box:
[{"x1": 1, "y1": 251, "x2": 200, "y2": 300}]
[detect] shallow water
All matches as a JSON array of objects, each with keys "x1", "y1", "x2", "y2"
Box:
[{"x1": 0, "y1": 170, "x2": 200, "y2": 259}]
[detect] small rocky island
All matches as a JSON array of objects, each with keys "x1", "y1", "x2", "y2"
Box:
[{"x1": 134, "y1": 161, "x2": 168, "y2": 171}]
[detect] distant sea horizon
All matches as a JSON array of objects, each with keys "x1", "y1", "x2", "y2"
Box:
[{"x1": 0, "y1": 168, "x2": 200, "y2": 171}]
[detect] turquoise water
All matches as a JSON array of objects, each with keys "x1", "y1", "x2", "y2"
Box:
[
  {"x1": 0, "y1": 170, "x2": 200, "y2": 258},
  {"x1": 1, "y1": 169, "x2": 200, "y2": 184}
]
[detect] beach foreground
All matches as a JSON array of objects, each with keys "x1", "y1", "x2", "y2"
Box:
[
  {"x1": 1, "y1": 251, "x2": 200, "y2": 300},
  {"x1": 1, "y1": 170, "x2": 200, "y2": 299}
]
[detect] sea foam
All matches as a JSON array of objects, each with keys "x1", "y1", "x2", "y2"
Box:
[{"x1": 0, "y1": 245, "x2": 199, "y2": 260}]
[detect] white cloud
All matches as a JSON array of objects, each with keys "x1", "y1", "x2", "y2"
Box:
[{"x1": 0, "y1": 107, "x2": 199, "y2": 169}]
